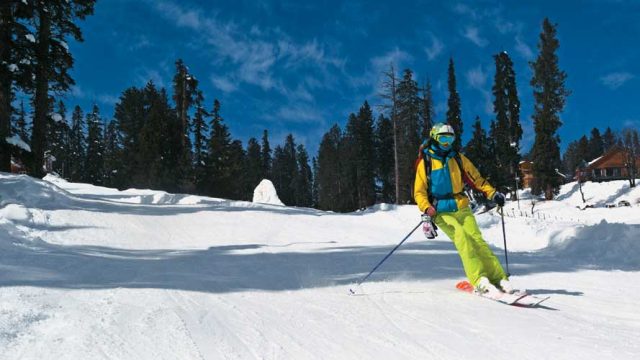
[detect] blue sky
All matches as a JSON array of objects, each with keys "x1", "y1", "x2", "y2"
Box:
[{"x1": 62, "y1": 0, "x2": 640, "y2": 156}]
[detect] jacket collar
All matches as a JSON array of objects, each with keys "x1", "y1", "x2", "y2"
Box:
[{"x1": 427, "y1": 143, "x2": 455, "y2": 161}]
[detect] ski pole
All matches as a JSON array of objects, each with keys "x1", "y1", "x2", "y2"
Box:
[
  {"x1": 498, "y1": 206, "x2": 510, "y2": 277},
  {"x1": 349, "y1": 221, "x2": 422, "y2": 295}
]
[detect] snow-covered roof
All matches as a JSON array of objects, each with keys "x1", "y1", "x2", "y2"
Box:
[
  {"x1": 588, "y1": 156, "x2": 603, "y2": 167},
  {"x1": 5, "y1": 135, "x2": 31, "y2": 152}
]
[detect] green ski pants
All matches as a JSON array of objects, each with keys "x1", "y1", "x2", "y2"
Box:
[{"x1": 434, "y1": 207, "x2": 507, "y2": 286}]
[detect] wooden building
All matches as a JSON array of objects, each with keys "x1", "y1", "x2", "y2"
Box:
[
  {"x1": 519, "y1": 160, "x2": 534, "y2": 188},
  {"x1": 578, "y1": 146, "x2": 640, "y2": 182}
]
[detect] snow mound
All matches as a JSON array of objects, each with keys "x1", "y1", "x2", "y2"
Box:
[
  {"x1": 0, "y1": 173, "x2": 72, "y2": 209},
  {"x1": 546, "y1": 220, "x2": 640, "y2": 270},
  {"x1": 252, "y1": 179, "x2": 284, "y2": 206}
]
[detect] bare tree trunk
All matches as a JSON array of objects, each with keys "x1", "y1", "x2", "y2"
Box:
[
  {"x1": 0, "y1": 5, "x2": 14, "y2": 172},
  {"x1": 389, "y1": 67, "x2": 400, "y2": 205},
  {"x1": 31, "y1": 4, "x2": 51, "y2": 178},
  {"x1": 378, "y1": 64, "x2": 400, "y2": 205}
]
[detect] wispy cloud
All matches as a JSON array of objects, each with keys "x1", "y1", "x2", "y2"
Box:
[
  {"x1": 210, "y1": 75, "x2": 238, "y2": 93},
  {"x1": 371, "y1": 48, "x2": 413, "y2": 73},
  {"x1": 424, "y1": 33, "x2": 444, "y2": 61},
  {"x1": 463, "y1": 26, "x2": 488, "y2": 47},
  {"x1": 348, "y1": 47, "x2": 413, "y2": 91},
  {"x1": 274, "y1": 104, "x2": 324, "y2": 123},
  {"x1": 466, "y1": 66, "x2": 488, "y2": 89},
  {"x1": 69, "y1": 85, "x2": 119, "y2": 106},
  {"x1": 600, "y1": 72, "x2": 635, "y2": 89},
  {"x1": 453, "y1": 3, "x2": 479, "y2": 20},
  {"x1": 514, "y1": 36, "x2": 534, "y2": 59},
  {"x1": 153, "y1": 0, "x2": 343, "y2": 96},
  {"x1": 623, "y1": 119, "x2": 640, "y2": 128},
  {"x1": 466, "y1": 66, "x2": 492, "y2": 114},
  {"x1": 135, "y1": 67, "x2": 166, "y2": 88}
]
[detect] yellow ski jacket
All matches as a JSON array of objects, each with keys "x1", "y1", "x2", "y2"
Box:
[{"x1": 414, "y1": 152, "x2": 497, "y2": 214}]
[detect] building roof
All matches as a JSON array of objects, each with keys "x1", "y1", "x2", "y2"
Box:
[{"x1": 585, "y1": 145, "x2": 638, "y2": 170}]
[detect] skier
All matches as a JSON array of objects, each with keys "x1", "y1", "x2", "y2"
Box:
[{"x1": 414, "y1": 123, "x2": 512, "y2": 294}]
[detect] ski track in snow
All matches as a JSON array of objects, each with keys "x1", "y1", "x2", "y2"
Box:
[{"x1": 1, "y1": 173, "x2": 639, "y2": 359}]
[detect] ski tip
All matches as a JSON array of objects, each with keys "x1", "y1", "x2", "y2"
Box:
[{"x1": 456, "y1": 280, "x2": 474, "y2": 293}]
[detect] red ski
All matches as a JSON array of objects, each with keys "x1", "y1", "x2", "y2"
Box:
[{"x1": 456, "y1": 280, "x2": 549, "y2": 307}]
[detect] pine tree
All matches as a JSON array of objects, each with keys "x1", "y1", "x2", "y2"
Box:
[
  {"x1": 0, "y1": 4, "x2": 15, "y2": 171},
  {"x1": 84, "y1": 104, "x2": 104, "y2": 184},
  {"x1": 341, "y1": 113, "x2": 360, "y2": 211},
  {"x1": 113, "y1": 86, "x2": 146, "y2": 187},
  {"x1": 374, "y1": 114, "x2": 394, "y2": 203},
  {"x1": 311, "y1": 157, "x2": 319, "y2": 207},
  {"x1": 49, "y1": 100, "x2": 70, "y2": 177},
  {"x1": 294, "y1": 144, "x2": 313, "y2": 207},
  {"x1": 260, "y1": 129, "x2": 272, "y2": 180},
  {"x1": 465, "y1": 116, "x2": 493, "y2": 180},
  {"x1": 446, "y1": 58, "x2": 463, "y2": 151},
  {"x1": 137, "y1": 83, "x2": 165, "y2": 189},
  {"x1": 0, "y1": 1, "x2": 32, "y2": 172},
  {"x1": 396, "y1": 69, "x2": 421, "y2": 203},
  {"x1": 245, "y1": 137, "x2": 262, "y2": 195},
  {"x1": 602, "y1": 127, "x2": 617, "y2": 151},
  {"x1": 492, "y1": 51, "x2": 523, "y2": 195},
  {"x1": 126, "y1": 82, "x2": 179, "y2": 191},
  {"x1": 346, "y1": 101, "x2": 376, "y2": 209},
  {"x1": 561, "y1": 140, "x2": 580, "y2": 176},
  {"x1": 271, "y1": 145, "x2": 286, "y2": 203},
  {"x1": 379, "y1": 64, "x2": 400, "y2": 203},
  {"x1": 588, "y1": 128, "x2": 604, "y2": 161},
  {"x1": 529, "y1": 18, "x2": 570, "y2": 199},
  {"x1": 278, "y1": 134, "x2": 299, "y2": 206},
  {"x1": 622, "y1": 128, "x2": 639, "y2": 187},
  {"x1": 13, "y1": 100, "x2": 30, "y2": 144},
  {"x1": 192, "y1": 90, "x2": 209, "y2": 194},
  {"x1": 317, "y1": 124, "x2": 344, "y2": 211},
  {"x1": 172, "y1": 59, "x2": 197, "y2": 191},
  {"x1": 421, "y1": 79, "x2": 435, "y2": 139},
  {"x1": 102, "y1": 119, "x2": 123, "y2": 188},
  {"x1": 155, "y1": 87, "x2": 181, "y2": 191},
  {"x1": 67, "y1": 105, "x2": 85, "y2": 181},
  {"x1": 227, "y1": 139, "x2": 246, "y2": 199},
  {"x1": 465, "y1": 116, "x2": 495, "y2": 202},
  {"x1": 207, "y1": 99, "x2": 232, "y2": 197},
  {"x1": 30, "y1": 0, "x2": 96, "y2": 177}
]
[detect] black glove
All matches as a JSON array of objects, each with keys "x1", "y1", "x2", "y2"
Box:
[{"x1": 493, "y1": 192, "x2": 506, "y2": 207}]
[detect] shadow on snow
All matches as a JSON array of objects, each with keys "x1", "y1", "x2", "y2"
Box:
[{"x1": 1, "y1": 223, "x2": 638, "y2": 295}]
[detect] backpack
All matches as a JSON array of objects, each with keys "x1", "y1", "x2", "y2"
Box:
[{"x1": 414, "y1": 141, "x2": 479, "y2": 204}]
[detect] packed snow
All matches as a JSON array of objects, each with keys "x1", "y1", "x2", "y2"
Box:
[{"x1": 0, "y1": 173, "x2": 639, "y2": 359}]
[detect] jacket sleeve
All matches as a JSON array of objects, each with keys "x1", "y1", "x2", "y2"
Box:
[
  {"x1": 414, "y1": 158, "x2": 432, "y2": 213},
  {"x1": 459, "y1": 154, "x2": 497, "y2": 199}
]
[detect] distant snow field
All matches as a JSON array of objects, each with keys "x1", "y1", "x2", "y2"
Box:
[{"x1": 1, "y1": 173, "x2": 639, "y2": 359}]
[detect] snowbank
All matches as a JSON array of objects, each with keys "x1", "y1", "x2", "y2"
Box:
[{"x1": 545, "y1": 220, "x2": 640, "y2": 269}]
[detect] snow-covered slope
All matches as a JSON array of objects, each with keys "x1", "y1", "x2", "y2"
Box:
[{"x1": 1, "y1": 173, "x2": 639, "y2": 359}]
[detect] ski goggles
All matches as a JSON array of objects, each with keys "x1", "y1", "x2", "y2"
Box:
[{"x1": 436, "y1": 134, "x2": 455, "y2": 146}]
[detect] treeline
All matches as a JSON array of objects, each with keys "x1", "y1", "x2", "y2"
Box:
[
  {"x1": 4, "y1": 6, "x2": 634, "y2": 212},
  {"x1": 317, "y1": 52, "x2": 524, "y2": 211},
  {"x1": 20, "y1": 73, "x2": 316, "y2": 204}
]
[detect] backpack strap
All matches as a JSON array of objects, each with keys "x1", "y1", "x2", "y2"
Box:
[{"x1": 454, "y1": 153, "x2": 484, "y2": 194}]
